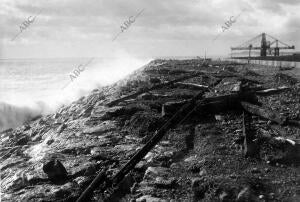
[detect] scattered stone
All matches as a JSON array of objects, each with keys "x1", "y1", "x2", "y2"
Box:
[
  {"x1": 150, "y1": 77, "x2": 161, "y2": 84},
  {"x1": 199, "y1": 169, "x2": 207, "y2": 176},
  {"x1": 219, "y1": 191, "x2": 230, "y2": 201},
  {"x1": 46, "y1": 139, "x2": 54, "y2": 145},
  {"x1": 143, "y1": 167, "x2": 170, "y2": 181},
  {"x1": 135, "y1": 161, "x2": 148, "y2": 171},
  {"x1": 22, "y1": 124, "x2": 31, "y2": 131},
  {"x1": 57, "y1": 123, "x2": 67, "y2": 133},
  {"x1": 42, "y1": 159, "x2": 68, "y2": 183},
  {"x1": 74, "y1": 176, "x2": 90, "y2": 187},
  {"x1": 108, "y1": 174, "x2": 135, "y2": 202},
  {"x1": 32, "y1": 134, "x2": 42, "y2": 142},
  {"x1": 53, "y1": 113, "x2": 60, "y2": 119},
  {"x1": 169, "y1": 162, "x2": 181, "y2": 170},
  {"x1": 154, "y1": 177, "x2": 177, "y2": 189},
  {"x1": 136, "y1": 195, "x2": 167, "y2": 202},
  {"x1": 188, "y1": 163, "x2": 201, "y2": 173},
  {"x1": 90, "y1": 147, "x2": 102, "y2": 156},
  {"x1": 191, "y1": 178, "x2": 201, "y2": 189},
  {"x1": 16, "y1": 136, "x2": 30, "y2": 145},
  {"x1": 251, "y1": 167, "x2": 261, "y2": 174},
  {"x1": 237, "y1": 187, "x2": 252, "y2": 202},
  {"x1": 53, "y1": 182, "x2": 74, "y2": 198},
  {"x1": 2, "y1": 170, "x2": 27, "y2": 191},
  {"x1": 83, "y1": 164, "x2": 97, "y2": 176},
  {"x1": 83, "y1": 121, "x2": 116, "y2": 135},
  {"x1": 268, "y1": 193, "x2": 275, "y2": 199},
  {"x1": 144, "y1": 152, "x2": 156, "y2": 163},
  {"x1": 215, "y1": 115, "x2": 224, "y2": 121},
  {"x1": 184, "y1": 155, "x2": 197, "y2": 162},
  {"x1": 130, "y1": 182, "x2": 139, "y2": 195},
  {"x1": 191, "y1": 177, "x2": 207, "y2": 201},
  {"x1": 118, "y1": 174, "x2": 135, "y2": 194}
]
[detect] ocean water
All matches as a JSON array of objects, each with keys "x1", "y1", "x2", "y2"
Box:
[
  {"x1": 0, "y1": 56, "x2": 150, "y2": 131},
  {"x1": 0, "y1": 58, "x2": 90, "y2": 102}
]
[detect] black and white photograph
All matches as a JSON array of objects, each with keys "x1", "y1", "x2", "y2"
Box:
[{"x1": 1, "y1": 0, "x2": 299, "y2": 201}]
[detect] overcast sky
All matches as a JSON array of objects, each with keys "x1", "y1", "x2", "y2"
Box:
[{"x1": 1, "y1": 0, "x2": 299, "y2": 59}]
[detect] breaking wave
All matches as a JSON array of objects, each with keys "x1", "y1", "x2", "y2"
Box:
[
  {"x1": 0, "y1": 102, "x2": 43, "y2": 131},
  {"x1": 0, "y1": 52, "x2": 151, "y2": 132}
]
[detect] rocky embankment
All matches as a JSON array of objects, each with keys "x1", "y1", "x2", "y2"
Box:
[{"x1": 1, "y1": 59, "x2": 299, "y2": 201}]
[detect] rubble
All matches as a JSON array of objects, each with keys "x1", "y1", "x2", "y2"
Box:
[{"x1": 1, "y1": 59, "x2": 299, "y2": 202}]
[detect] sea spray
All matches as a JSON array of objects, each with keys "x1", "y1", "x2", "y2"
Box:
[
  {"x1": 0, "y1": 102, "x2": 42, "y2": 131},
  {"x1": 0, "y1": 53, "x2": 151, "y2": 131}
]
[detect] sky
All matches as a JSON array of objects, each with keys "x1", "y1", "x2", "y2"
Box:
[{"x1": 0, "y1": 0, "x2": 299, "y2": 59}]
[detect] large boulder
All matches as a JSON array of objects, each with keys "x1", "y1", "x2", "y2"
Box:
[{"x1": 42, "y1": 159, "x2": 68, "y2": 183}]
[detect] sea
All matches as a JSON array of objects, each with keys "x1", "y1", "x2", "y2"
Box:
[{"x1": 0, "y1": 56, "x2": 150, "y2": 131}]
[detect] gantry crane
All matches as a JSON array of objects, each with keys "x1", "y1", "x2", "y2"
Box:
[{"x1": 231, "y1": 33, "x2": 295, "y2": 58}]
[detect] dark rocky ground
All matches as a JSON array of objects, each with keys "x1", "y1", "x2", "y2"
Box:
[{"x1": 1, "y1": 59, "x2": 299, "y2": 202}]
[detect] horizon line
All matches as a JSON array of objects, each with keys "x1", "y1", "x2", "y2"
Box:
[{"x1": 0, "y1": 55, "x2": 230, "y2": 60}]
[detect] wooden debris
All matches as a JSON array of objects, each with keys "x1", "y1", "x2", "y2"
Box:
[
  {"x1": 255, "y1": 86, "x2": 290, "y2": 96},
  {"x1": 78, "y1": 91, "x2": 205, "y2": 201},
  {"x1": 174, "y1": 82, "x2": 209, "y2": 90},
  {"x1": 78, "y1": 65, "x2": 297, "y2": 201},
  {"x1": 216, "y1": 70, "x2": 262, "y2": 84},
  {"x1": 76, "y1": 170, "x2": 107, "y2": 202},
  {"x1": 279, "y1": 66, "x2": 295, "y2": 71},
  {"x1": 242, "y1": 112, "x2": 260, "y2": 158},
  {"x1": 257, "y1": 132, "x2": 300, "y2": 165},
  {"x1": 241, "y1": 102, "x2": 287, "y2": 125},
  {"x1": 162, "y1": 92, "x2": 257, "y2": 116},
  {"x1": 106, "y1": 72, "x2": 205, "y2": 107},
  {"x1": 110, "y1": 92, "x2": 204, "y2": 189},
  {"x1": 162, "y1": 100, "x2": 187, "y2": 117}
]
